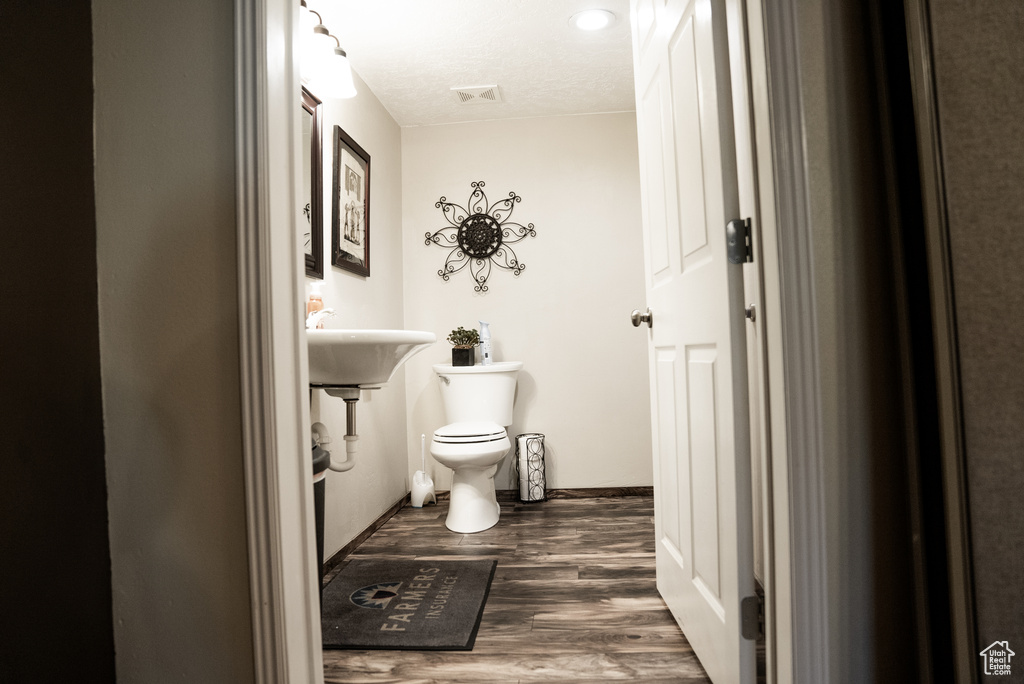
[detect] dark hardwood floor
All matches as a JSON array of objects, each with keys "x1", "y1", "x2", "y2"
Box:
[{"x1": 322, "y1": 496, "x2": 712, "y2": 683}]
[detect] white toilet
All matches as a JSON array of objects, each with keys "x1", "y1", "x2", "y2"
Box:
[{"x1": 430, "y1": 361, "x2": 522, "y2": 533}]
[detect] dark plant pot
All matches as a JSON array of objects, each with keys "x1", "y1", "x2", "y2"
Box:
[{"x1": 452, "y1": 346, "x2": 475, "y2": 366}]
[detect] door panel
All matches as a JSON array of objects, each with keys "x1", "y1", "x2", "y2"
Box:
[
  {"x1": 687, "y1": 345, "x2": 721, "y2": 600},
  {"x1": 639, "y1": 69, "x2": 674, "y2": 282},
  {"x1": 655, "y1": 348, "x2": 685, "y2": 559},
  {"x1": 631, "y1": 0, "x2": 755, "y2": 681},
  {"x1": 669, "y1": 16, "x2": 710, "y2": 266},
  {"x1": 635, "y1": 0, "x2": 658, "y2": 56}
]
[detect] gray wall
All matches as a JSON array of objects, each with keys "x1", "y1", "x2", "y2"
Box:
[
  {"x1": 929, "y1": 0, "x2": 1024, "y2": 669},
  {"x1": 93, "y1": 0, "x2": 255, "y2": 681},
  {"x1": 0, "y1": 3, "x2": 114, "y2": 680}
]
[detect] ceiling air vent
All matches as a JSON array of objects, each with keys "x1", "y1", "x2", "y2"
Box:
[{"x1": 450, "y1": 85, "x2": 503, "y2": 105}]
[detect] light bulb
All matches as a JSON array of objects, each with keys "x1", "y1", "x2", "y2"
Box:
[
  {"x1": 321, "y1": 47, "x2": 357, "y2": 99},
  {"x1": 305, "y1": 24, "x2": 338, "y2": 89},
  {"x1": 299, "y1": 2, "x2": 314, "y2": 36},
  {"x1": 299, "y1": 3, "x2": 317, "y2": 82},
  {"x1": 312, "y1": 24, "x2": 334, "y2": 62}
]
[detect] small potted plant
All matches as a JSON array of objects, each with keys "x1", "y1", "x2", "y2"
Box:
[{"x1": 446, "y1": 326, "x2": 479, "y2": 366}]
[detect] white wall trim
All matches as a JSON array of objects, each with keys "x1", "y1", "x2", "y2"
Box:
[
  {"x1": 235, "y1": 0, "x2": 324, "y2": 681},
  {"x1": 760, "y1": 0, "x2": 831, "y2": 681}
]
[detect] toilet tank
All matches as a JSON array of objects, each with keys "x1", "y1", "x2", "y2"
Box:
[{"x1": 433, "y1": 361, "x2": 523, "y2": 426}]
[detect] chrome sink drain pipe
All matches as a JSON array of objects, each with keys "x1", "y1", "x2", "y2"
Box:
[{"x1": 318, "y1": 387, "x2": 365, "y2": 472}]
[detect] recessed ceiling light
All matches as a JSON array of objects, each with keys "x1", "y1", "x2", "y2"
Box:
[{"x1": 570, "y1": 9, "x2": 615, "y2": 31}]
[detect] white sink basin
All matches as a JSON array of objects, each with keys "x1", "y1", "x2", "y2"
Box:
[{"x1": 307, "y1": 329, "x2": 436, "y2": 388}]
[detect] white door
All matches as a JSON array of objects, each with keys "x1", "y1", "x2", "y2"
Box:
[{"x1": 631, "y1": 0, "x2": 755, "y2": 682}]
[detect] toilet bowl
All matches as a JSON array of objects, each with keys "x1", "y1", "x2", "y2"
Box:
[
  {"x1": 430, "y1": 361, "x2": 522, "y2": 533},
  {"x1": 430, "y1": 422, "x2": 510, "y2": 533}
]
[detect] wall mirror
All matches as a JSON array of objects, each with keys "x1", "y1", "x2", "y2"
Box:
[{"x1": 301, "y1": 86, "x2": 324, "y2": 279}]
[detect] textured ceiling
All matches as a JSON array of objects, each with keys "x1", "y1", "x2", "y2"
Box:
[{"x1": 314, "y1": 0, "x2": 635, "y2": 127}]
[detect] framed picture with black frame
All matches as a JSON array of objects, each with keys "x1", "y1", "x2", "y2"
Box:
[
  {"x1": 301, "y1": 86, "x2": 323, "y2": 279},
  {"x1": 331, "y1": 125, "x2": 370, "y2": 276}
]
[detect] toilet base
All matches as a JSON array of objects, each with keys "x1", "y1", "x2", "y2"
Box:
[{"x1": 445, "y1": 465, "x2": 501, "y2": 533}]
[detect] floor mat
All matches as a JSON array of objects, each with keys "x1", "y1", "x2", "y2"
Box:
[{"x1": 321, "y1": 558, "x2": 497, "y2": 650}]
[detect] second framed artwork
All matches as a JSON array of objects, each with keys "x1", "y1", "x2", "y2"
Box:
[{"x1": 331, "y1": 125, "x2": 371, "y2": 276}]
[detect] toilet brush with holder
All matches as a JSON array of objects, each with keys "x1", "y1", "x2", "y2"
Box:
[{"x1": 410, "y1": 433, "x2": 436, "y2": 508}]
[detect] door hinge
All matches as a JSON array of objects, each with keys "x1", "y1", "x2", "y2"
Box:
[
  {"x1": 726, "y1": 218, "x2": 753, "y2": 264},
  {"x1": 740, "y1": 594, "x2": 764, "y2": 640}
]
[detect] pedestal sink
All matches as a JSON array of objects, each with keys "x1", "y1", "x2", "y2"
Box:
[
  {"x1": 307, "y1": 329, "x2": 436, "y2": 388},
  {"x1": 306, "y1": 329, "x2": 434, "y2": 604}
]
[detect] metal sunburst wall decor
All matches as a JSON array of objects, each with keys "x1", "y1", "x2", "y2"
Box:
[{"x1": 424, "y1": 181, "x2": 537, "y2": 293}]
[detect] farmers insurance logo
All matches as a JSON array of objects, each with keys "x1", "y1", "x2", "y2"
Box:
[
  {"x1": 349, "y1": 582, "x2": 403, "y2": 609},
  {"x1": 979, "y1": 641, "x2": 1015, "y2": 676}
]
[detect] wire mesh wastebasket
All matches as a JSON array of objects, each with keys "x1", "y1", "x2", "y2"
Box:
[{"x1": 513, "y1": 433, "x2": 546, "y2": 502}]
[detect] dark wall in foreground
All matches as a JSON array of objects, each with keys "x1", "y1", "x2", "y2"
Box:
[
  {"x1": 0, "y1": 2, "x2": 115, "y2": 680},
  {"x1": 929, "y1": 0, "x2": 1024, "y2": 674}
]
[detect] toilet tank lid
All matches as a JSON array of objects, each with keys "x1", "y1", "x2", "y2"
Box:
[
  {"x1": 432, "y1": 361, "x2": 523, "y2": 374},
  {"x1": 433, "y1": 421, "x2": 507, "y2": 440}
]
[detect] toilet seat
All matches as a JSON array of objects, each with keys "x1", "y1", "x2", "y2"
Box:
[
  {"x1": 432, "y1": 421, "x2": 506, "y2": 444},
  {"x1": 429, "y1": 421, "x2": 510, "y2": 533},
  {"x1": 429, "y1": 361, "x2": 521, "y2": 534}
]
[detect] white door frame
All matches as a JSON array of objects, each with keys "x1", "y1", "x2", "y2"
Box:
[
  {"x1": 232, "y1": 0, "x2": 833, "y2": 681},
  {"x1": 235, "y1": 0, "x2": 325, "y2": 681},
  {"x1": 722, "y1": 0, "x2": 776, "y2": 678},
  {"x1": 751, "y1": 0, "x2": 831, "y2": 681}
]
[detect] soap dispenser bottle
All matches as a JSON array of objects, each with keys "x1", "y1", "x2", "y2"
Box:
[
  {"x1": 307, "y1": 282, "x2": 324, "y2": 328},
  {"x1": 479, "y1": 320, "x2": 493, "y2": 366}
]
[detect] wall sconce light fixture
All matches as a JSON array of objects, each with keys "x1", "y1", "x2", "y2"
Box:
[{"x1": 300, "y1": 0, "x2": 357, "y2": 99}]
